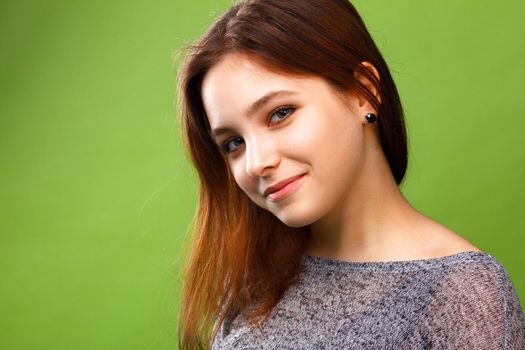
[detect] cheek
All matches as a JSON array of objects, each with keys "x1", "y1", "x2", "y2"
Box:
[
  {"x1": 295, "y1": 106, "x2": 358, "y2": 162},
  {"x1": 230, "y1": 161, "x2": 249, "y2": 191},
  {"x1": 230, "y1": 160, "x2": 267, "y2": 206},
  {"x1": 325, "y1": 122, "x2": 362, "y2": 166},
  {"x1": 280, "y1": 110, "x2": 332, "y2": 155},
  {"x1": 300, "y1": 107, "x2": 364, "y2": 196}
]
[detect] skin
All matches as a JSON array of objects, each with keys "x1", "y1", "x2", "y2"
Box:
[{"x1": 201, "y1": 52, "x2": 481, "y2": 262}]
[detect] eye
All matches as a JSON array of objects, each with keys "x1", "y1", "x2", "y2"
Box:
[
  {"x1": 269, "y1": 106, "x2": 295, "y2": 125},
  {"x1": 221, "y1": 137, "x2": 244, "y2": 154},
  {"x1": 220, "y1": 106, "x2": 296, "y2": 155}
]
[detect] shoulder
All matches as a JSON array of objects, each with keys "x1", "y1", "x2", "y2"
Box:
[
  {"x1": 430, "y1": 247, "x2": 519, "y2": 317},
  {"x1": 351, "y1": 217, "x2": 484, "y2": 262},
  {"x1": 408, "y1": 216, "x2": 482, "y2": 260},
  {"x1": 437, "y1": 251, "x2": 514, "y2": 298},
  {"x1": 420, "y1": 251, "x2": 525, "y2": 349}
]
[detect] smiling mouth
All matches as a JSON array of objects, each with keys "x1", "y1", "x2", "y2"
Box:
[{"x1": 266, "y1": 174, "x2": 306, "y2": 201}]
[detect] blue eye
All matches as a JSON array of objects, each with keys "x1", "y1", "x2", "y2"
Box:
[
  {"x1": 269, "y1": 106, "x2": 294, "y2": 124},
  {"x1": 221, "y1": 137, "x2": 244, "y2": 154}
]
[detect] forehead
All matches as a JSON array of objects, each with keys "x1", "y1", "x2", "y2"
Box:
[
  {"x1": 203, "y1": 54, "x2": 301, "y2": 106},
  {"x1": 203, "y1": 52, "x2": 300, "y2": 89},
  {"x1": 201, "y1": 53, "x2": 331, "y2": 128}
]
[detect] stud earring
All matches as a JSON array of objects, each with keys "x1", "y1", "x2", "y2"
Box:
[{"x1": 365, "y1": 112, "x2": 377, "y2": 124}]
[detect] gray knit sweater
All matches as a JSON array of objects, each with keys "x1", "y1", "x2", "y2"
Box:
[{"x1": 211, "y1": 251, "x2": 525, "y2": 349}]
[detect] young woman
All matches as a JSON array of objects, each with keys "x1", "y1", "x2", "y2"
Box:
[{"x1": 176, "y1": 0, "x2": 525, "y2": 348}]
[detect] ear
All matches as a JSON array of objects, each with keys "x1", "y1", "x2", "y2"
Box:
[{"x1": 353, "y1": 61, "x2": 381, "y2": 111}]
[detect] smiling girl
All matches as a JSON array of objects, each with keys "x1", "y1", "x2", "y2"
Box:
[{"x1": 176, "y1": 0, "x2": 525, "y2": 349}]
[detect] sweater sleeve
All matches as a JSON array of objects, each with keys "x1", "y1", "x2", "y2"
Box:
[{"x1": 418, "y1": 256, "x2": 525, "y2": 349}]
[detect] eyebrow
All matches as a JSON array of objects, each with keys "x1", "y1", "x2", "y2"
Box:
[{"x1": 210, "y1": 90, "x2": 298, "y2": 139}]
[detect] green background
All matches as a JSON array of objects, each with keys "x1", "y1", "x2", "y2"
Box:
[{"x1": 1, "y1": 1, "x2": 523, "y2": 348}]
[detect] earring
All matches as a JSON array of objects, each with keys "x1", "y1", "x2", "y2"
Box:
[{"x1": 365, "y1": 112, "x2": 377, "y2": 124}]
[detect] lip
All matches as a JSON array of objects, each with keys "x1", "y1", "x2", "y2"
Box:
[{"x1": 264, "y1": 174, "x2": 306, "y2": 200}]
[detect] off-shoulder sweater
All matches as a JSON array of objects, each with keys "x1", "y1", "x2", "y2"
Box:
[{"x1": 211, "y1": 251, "x2": 525, "y2": 349}]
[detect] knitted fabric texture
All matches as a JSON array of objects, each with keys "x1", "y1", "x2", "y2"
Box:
[{"x1": 211, "y1": 251, "x2": 525, "y2": 349}]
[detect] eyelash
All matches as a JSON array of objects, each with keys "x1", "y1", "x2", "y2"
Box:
[{"x1": 220, "y1": 106, "x2": 296, "y2": 154}]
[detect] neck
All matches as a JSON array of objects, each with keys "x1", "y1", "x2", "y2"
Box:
[{"x1": 307, "y1": 134, "x2": 427, "y2": 262}]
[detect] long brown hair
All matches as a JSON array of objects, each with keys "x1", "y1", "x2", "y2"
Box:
[{"x1": 176, "y1": 0, "x2": 408, "y2": 348}]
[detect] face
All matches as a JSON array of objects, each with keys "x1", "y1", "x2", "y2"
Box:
[{"x1": 201, "y1": 53, "x2": 368, "y2": 227}]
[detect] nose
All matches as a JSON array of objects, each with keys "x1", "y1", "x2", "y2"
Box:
[{"x1": 244, "y1": 138, "x2": 280, "y2": 178}]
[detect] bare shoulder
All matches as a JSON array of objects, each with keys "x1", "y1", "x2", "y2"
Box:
[{"x1": 414, "y1": 217, "x2": 483, "y2": 258}]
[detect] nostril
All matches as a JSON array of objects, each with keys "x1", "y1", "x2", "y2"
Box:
[{"x1": 244, "y1": 144, "x2": 280, "y2": 178}]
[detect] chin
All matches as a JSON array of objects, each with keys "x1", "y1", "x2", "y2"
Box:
[{"x1": 271, "y1": 204, "x2": 321, "y2": 228}]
